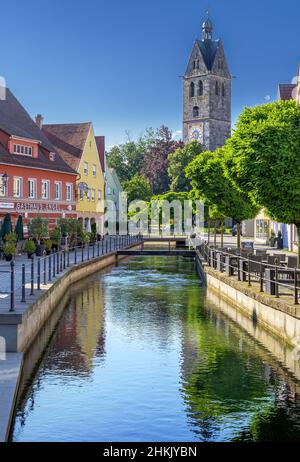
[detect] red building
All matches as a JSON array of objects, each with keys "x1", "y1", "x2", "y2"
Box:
[{"x1": 0, "y1": 89, "x2": 77, "y2": 233}]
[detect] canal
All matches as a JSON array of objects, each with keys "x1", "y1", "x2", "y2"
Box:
[{"x1": 11, "y1": 256, "x2": 300, "y2": 442}]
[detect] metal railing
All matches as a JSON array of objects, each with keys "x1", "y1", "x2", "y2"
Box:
[
  {"x1": 1, "y1": 235, "x2": 142, "y2": 313},
  {"x1": 199, "y1": 241, "x2": 300, "y2": 305}
]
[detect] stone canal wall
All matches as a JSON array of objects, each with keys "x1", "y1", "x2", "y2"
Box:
[{"x1": 205, "y1": 266, "x2": 300, "y2": 347}]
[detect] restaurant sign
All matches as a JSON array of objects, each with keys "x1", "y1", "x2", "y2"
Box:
[{"x1": 16, "y1": 202, "x2": 61, "y2": 212}]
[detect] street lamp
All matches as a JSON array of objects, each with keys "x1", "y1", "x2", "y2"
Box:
[{"x1": 0, "y1": 173, "x2": 8, "y2": 194}]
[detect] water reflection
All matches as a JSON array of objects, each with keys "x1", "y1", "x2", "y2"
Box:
[{"x1": 11, "y1": 257, "x2": 300, "y2": 442}]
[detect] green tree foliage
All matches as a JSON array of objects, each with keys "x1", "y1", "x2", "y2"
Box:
[
  {"x1": 225, "y1": 100, "x2": 300, "y2": 263},
  {"x1": 186, "y1": 149, "x2": 258, "y2": 248},
  {"x1": 106, "y1": 140, "x2": 147, "y2": 185},
  {"x1": 142, "y1": 126, "x2": 184, "y2": 194},
  {"x1": 123, "y1": 174, "x2": 153, "y2": 203},
  {"x1": 168, "y1": 140, "x2": 203, "y2": 192},
  {"x1": 28, "y1": 218, "x2": 49, "y2": 244}
]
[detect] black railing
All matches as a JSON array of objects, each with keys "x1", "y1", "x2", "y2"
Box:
[
  {"x1": 2, "y1": 235, "x2": 142, "y2": 313},
  {"x1": 199, "y1": 241, "x2": 300, "y2": 305}
]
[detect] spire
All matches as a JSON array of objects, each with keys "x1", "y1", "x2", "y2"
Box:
[{"x1": 202, "y1": 12, "x2": 213, "y2": 41}]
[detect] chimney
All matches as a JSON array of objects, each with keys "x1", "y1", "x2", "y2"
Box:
[{"x1": 35, "y1": 114, "x2": 44, "y2": 129}]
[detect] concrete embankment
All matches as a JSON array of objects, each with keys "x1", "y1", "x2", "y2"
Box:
[{"x1": 205, "y1": 265, "x2": 300, "y2": 347}]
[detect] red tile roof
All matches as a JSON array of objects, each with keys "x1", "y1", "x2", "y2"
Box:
[
  {"x1": 0, "y1": 89, "x2": 77, "y2": 175},
  {"x1": 42, "y1": 123, "x2": 91, "y2": 171},
  {"x1": 95, "y1": 136, "x2": 105, "y2": 173}
]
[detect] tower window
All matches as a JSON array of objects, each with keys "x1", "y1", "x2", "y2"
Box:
[
  {"x1": 198, "y1": 80, "x2": 203, "y2": 96},
  {"x1": 222, "y1": 83, "x2": 226, "y2": 97},
  {"x1": 190, "y1": 82, "x2": 195, "y2": 98},
  {"x1": 193, "y1": 106, "x2": 199, "y2": 118},
  {"x1": 215, "y1": 81, "x2": 219, "y2": 96}
]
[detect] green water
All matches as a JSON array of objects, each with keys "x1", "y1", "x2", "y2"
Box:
[{"x1": 12, "y1": 256, "x2": 300, "y2": 442}]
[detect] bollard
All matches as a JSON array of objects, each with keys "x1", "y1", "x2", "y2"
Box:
[
  {"x1": 49, "y1": 253, "x2": 52, "y2": 282},
  {"x1": 10, "y1": 261, "x2": 15, "y2": 312},
  {"x1": 98, "y1": 241, "x2": 100, "y2": 257},
  {"x1": 75, "y1": 246, "x2": 77, "y2": 265},
  {"x1": 57, "y1": 251, "x2": 60, "y2": 274},
  {"x1": 43, "y1": 257, "x2": 47, "y2": 285},
  {"x1": 260, "y1": 263, "x2": 264, "y2": 293},
  {"x1": 93, "y1": 243, "x2": 95, "y2": 259},
  {"x1": 21, "y1": 263, "x2": 26, "y2": 303},
  {"x1": 82, "y1": 245, "x2": 84, "y2": 262},
  {"x1": 106, "y1": 239, "x2": 108, "y2": 254},
  {"x1": 87, "y1": 244, "x2": 90, "y2": 260},
  {"x1": 237, "y1": 256, "x2": 241, "y2": 281},
  {"x1": 30, "y1": 256, "x2": 34, "y2": 295},
  {"x1": 275, "y1": 259, "x2": 279, "y2": 298},
  {"x1": 63, "y1": 250, "x2": 66, "y2": 269},
  {"x1": 37, "y1": 258, "x2": 41, "y2": 290},
  {"x1": 110, "y1": 237, "x2": 112, "y2": 252},
  {"x1": 248, "y1": 257, "x2": 252, "y2": 287},
  {"x1": 60, "y1": 252, "x2": 63, "y2": 272},
  {"x1": 295, "y1": 269, "x2": 299, "y2": 305},
  {"x1": 53, "y1": 251, "x2": 56, "y2": 278},
  {"x1": 102, "y1": 239, "x2": 104, "y2": 255}
]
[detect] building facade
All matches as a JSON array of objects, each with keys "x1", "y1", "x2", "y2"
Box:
[
  {"x1": 105, "y1": 167, "x2": 123, "y2": 215},
  {"x1": 0, "y1": 90, "x2": 77, "y2": 233},
  {"x1": 183, "y1": 16, "x2": 231, "y2": 150},
  {"x1": 43, "y1": 123, "x2": 105, "y2": 234}
]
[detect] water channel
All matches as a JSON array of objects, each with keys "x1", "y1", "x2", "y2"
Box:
[{"x1": 11, "y1": 256, "x2": 300, "y2": 442}]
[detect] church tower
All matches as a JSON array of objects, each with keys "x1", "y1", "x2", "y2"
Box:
[{"x1": 183, "y1": 15, "x2": 231, "y2": 151}]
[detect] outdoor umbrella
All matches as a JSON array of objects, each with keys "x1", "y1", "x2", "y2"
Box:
[
  {"x1": 15, "y1": 215, "x2": 24, "y2": 241},
  {"x1": 0, "y1": 213, "x2": 12, "y2": 240}
]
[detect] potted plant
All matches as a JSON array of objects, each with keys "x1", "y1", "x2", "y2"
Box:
[
  {"x1": 50, "y1": 228, "x2": 62, "y2": 252},
  {"x1": 3, "y1": 241, "x2": 16, "y2": 261},
  {"x1": 44, "y1": 239, "x2": 52, "y2": 255},
  {"x1": 28, "y1": 218, "x2": 49, "y2": 256},
  {"x1": 24, "y1": 240, "x2": 36, "y2": 258}
]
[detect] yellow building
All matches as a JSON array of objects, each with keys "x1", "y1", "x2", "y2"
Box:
[{"x1": 43, "y1": 122, "x2": 105, "y2": 233}]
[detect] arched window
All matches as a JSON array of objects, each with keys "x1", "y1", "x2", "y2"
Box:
[
  {"x1": 215, "y1": 81, "x2": 219, "y2": 96},
  {"x1": 198, "y1": 80, "x2": 203, "y2": 96},
  {"x1": 222, "y1": 83, "x2": 226, "y2": 97},
  {"x1": 193, "y1": 106, "x2": 199, "y2": 118},
  {"x1": 190, "y1": 82, "x2": 195, "y2": 98}
]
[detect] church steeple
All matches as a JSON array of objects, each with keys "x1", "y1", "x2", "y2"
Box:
[{"x1": 202, "y1": 14, "x2": 213, "y2": 41}]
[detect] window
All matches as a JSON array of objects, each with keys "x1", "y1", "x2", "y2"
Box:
[
  {"x1": 198, "y1": 80, "x2": 203, "y2": 96},
  {"x1": 13, "y1": 177, "x2": 22, "y2": 198},
  {"x1": 193, "y1": 106, "x2": 199, "y2": 118},
  {"x1": 86, "y1": 189, "x2": 90, "y2": 201},
  {"x1": 215, "y1": 81, "x2": 219, "y2": 96},
  {"x1": 190, "y1": 82, "x2": 195, "y2": 98},
  {"x1": 66, "y1": 183, "x2": 73, "y2": 202},
  {"x1": 222, "y1": 83, "x2": 226, "y2": 97},
  {"x1": 98, "y1": 190, "x2": 102, "y2": 201},
  {"x1": 0, "y1": 177, "x2": 7, "y2": 197},
  {"x1": 93, "y1": 164, "x2": 97, "y2": 177},
  {"x1": 84, "y1": 162, "x2": 88, "y2": 176},
  {"x1": 28, "y1": 179, "x2": 36, "y2": 199},
  {"x1": 42, "y1": 180, "x2": 50, "y2": 200},
  {"x1": 13, "y1": 144, "x2": 33, "y2": 156},
  {"x1": 54, "y1": 181, "x2": 62, "y2": 201},
  {"x1": 91, "y1": 189, "x2": 95, "y2": 201}
]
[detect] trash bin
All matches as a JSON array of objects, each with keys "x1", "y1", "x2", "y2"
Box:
[{"x1": 241, "y1": 241, "x2": 254, "y2": 252}]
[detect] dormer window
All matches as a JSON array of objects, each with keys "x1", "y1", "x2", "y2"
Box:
[
  {"x1": 13, "y1": 144, "x2": 33, "y2": 156},
  {"x1": 49, "y1": 152, "x2": 56, "y2": 162}
]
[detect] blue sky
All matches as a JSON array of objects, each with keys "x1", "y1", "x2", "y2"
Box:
[{"x1": 1, "y1": 0, "x2": 300, "y2": 148}]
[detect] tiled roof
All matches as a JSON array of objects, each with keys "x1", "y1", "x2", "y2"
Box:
[
  {"x1": 95, "y1": 136, "x2": 105, "y2": 173},
  {"x1": 0, "y1": 89, "x2": 77, "y2": 174},
  {"x1": 42, "y1": 123, "x2": 91, "y2": 171},
  {"x1": 278, "y1": 83, "x2": 296, "y2": 100}
]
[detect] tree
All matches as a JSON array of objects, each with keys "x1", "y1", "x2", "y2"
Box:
[
  {"x1": 186, "y1": 149, "x2": 258, "y2": 248},
  {"x1": 225, "y1": 100, "x2": 300, "y2": 265},
  {"x1": 168, "y1": 140, "x2": 203, "y2": 192},
  {"x1": 106, "y1": 140, "x2": 146, "y2": 185},
  {"x1": 28, "y1": 218, "x2": 49, "y2": 244},
  {"x1": 142, "y1": 126, "x2": 183, "y2": 194},
  {"x1": 123, "y1": 174, "x2": 153, "y2": 203}
]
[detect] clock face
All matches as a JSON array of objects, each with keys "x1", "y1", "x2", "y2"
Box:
[{"x1": 189, "y1": 124, "x2": 203, "y2": 143}]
